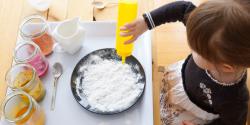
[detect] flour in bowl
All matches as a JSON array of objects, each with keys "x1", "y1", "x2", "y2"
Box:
[{"x1": 78, "y1": 55, "x2": 144, "y2": 112}]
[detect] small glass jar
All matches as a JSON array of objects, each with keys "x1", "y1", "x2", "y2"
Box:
[
  {"x1": 20, "y1": 15, "x2": 54, "y2": 56},
  {"x1": 1, "y1": 90, "x2": 45, "y2": 125},
  {"x1": 5, "y1": 64, "x2": 46, "y2": 102},
  {"x1": 14, "y1": 41, "x2": 49, "y2": 77}
]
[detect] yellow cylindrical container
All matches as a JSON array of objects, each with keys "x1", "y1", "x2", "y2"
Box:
[{"x1": 116, "y1": 0, "x2": 138, "y2": 63}]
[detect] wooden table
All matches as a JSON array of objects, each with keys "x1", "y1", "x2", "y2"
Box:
[{"x1": 1, "y1": 0, "x2": 249, "y2": 125}]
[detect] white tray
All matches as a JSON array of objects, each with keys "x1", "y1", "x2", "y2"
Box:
[{"x1": 6, "y1": 21, "x2": 153, "y2": 125}]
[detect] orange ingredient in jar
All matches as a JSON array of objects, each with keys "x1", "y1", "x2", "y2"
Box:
[
  {"x1": 15, "y1": 106, "x2": 34, "y2": 125},
  {"x1": 13, "y1": 70, "x2": 46, "y2": 102},
  {"x1": 32, "y1": 32, "x2": 54, "y2": 56},
  {"x1": 14, "y1": 105, "x2": 45, "y2": 125},
  {"x1": 2, "y1": 90, "x2": 46, "y2": 125}
]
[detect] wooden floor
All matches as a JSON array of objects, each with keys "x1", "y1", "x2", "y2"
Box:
[{"x1": 1, "y1": 0, "x2": 250, "y2": 125}]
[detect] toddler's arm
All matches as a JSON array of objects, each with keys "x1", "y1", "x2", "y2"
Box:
[
  {"x1": 120, "y1": 1, "x2": 196, "y2": 44},
  {"x1": 144, "y1": 1, "x2": 195, "y2": 29}
]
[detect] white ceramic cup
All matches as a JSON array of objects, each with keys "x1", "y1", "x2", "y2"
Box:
[{"x1": 53, "y1": 17, "x2": 85, "y2": 54}]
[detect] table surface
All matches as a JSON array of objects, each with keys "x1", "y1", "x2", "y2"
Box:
[{"x1": 1, "y1": 0, "x2": 249, "y2": 125}]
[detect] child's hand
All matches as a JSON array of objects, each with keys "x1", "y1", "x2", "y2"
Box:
[
  {"x1": 120, "y1": 17, "x2": 148, "y2": 44},
  {"x1": 182, "y1": 120, "x2": 196, "y2": 125}
]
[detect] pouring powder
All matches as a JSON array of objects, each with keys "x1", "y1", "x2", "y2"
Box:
[{"x1": 78, "y1": 55, "x2": 144, "y2": 112}]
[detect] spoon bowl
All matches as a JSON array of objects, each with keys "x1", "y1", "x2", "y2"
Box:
[
  {"x1": 52, "y1": 63, "x2": 63, "y2": 78},
  {"x1": 92, "y1": 1, "x2": 118, "y2": 10}
]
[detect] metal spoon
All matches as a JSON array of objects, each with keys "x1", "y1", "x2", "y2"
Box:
[
  {"x1": 92, "y1": 1, "x2": 118, "y2": 10},
  {"x1": 51, "y1": 62, "x2": 63, "y2": 111}
]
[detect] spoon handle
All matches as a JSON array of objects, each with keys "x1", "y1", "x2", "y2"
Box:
[{"x1": 51, "y1": 77, "x2": 58, "y2": 111}]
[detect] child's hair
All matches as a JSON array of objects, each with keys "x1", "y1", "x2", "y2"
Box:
[{"x1": 186, "y1": 0, "x2": 250, "y2": 67}]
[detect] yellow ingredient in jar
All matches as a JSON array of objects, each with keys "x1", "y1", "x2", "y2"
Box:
[{"x1": 13, "y1": 70, "x2": 46, "y2": 102}]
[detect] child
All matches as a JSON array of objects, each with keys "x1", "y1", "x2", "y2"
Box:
[{"x1": 120, "y1": 0, "x2": 250, "y2": 125}]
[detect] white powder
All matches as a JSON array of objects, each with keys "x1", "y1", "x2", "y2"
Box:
[{"x1": 78, "y1": 55, "x2": 144, "y2": 112}]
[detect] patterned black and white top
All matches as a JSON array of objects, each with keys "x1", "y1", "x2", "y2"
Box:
[
  {"x1": 183, "y1": 55, "x2": 248, "y2": 125},
  {"x1": 143, "y1": 1, "x2": 249, "y2": 125}
]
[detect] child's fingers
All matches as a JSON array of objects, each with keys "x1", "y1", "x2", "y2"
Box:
[
  {"x1": 120, "y1": 28, "x2": 136, "y2": 36},
  {"x1": 120, "y1": 26, "x2": 136, "y2": 31},
  {"x1": 120, "y1": 31, "x2": 135, "y2": 37},
  {"x1": 124, "y1": 22, "x2": 136, "y2": 28},
  {"x1": 120, "y1": 26, "x2": 128, "y2": 31},
  {"x1": 120, "y1": 22, "x2": 136, "y2": 31},
  {"x1": 124, "y1": 36, "x2": 138, "y2": 44}
]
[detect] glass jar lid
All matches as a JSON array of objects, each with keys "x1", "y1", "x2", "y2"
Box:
[
  {"x1": 20, "y1": 14, "x2": 48, "y2": 39},
  {"x1": 5, "y1": 63, "x2": 36, "y2": 89},
  {"x1": 14, "y1": 41, "x2": 40, "y2": 63},
  {"x1": 1, "y1": 90, "x2": 34, "y2": 123}
]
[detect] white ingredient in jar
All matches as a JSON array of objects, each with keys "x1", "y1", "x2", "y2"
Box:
[{"x1": 78, "y1": 55, "x2": 144, "y2": 112}]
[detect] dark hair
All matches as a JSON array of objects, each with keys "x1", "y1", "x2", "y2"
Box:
[{"x1": 186, "y1": 0, "x2": 250, "y2": 67}]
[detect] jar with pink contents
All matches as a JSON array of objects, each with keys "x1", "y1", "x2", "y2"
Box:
[{"x1": 14, "y1": 41, "x2": 49, "y2": 77}]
